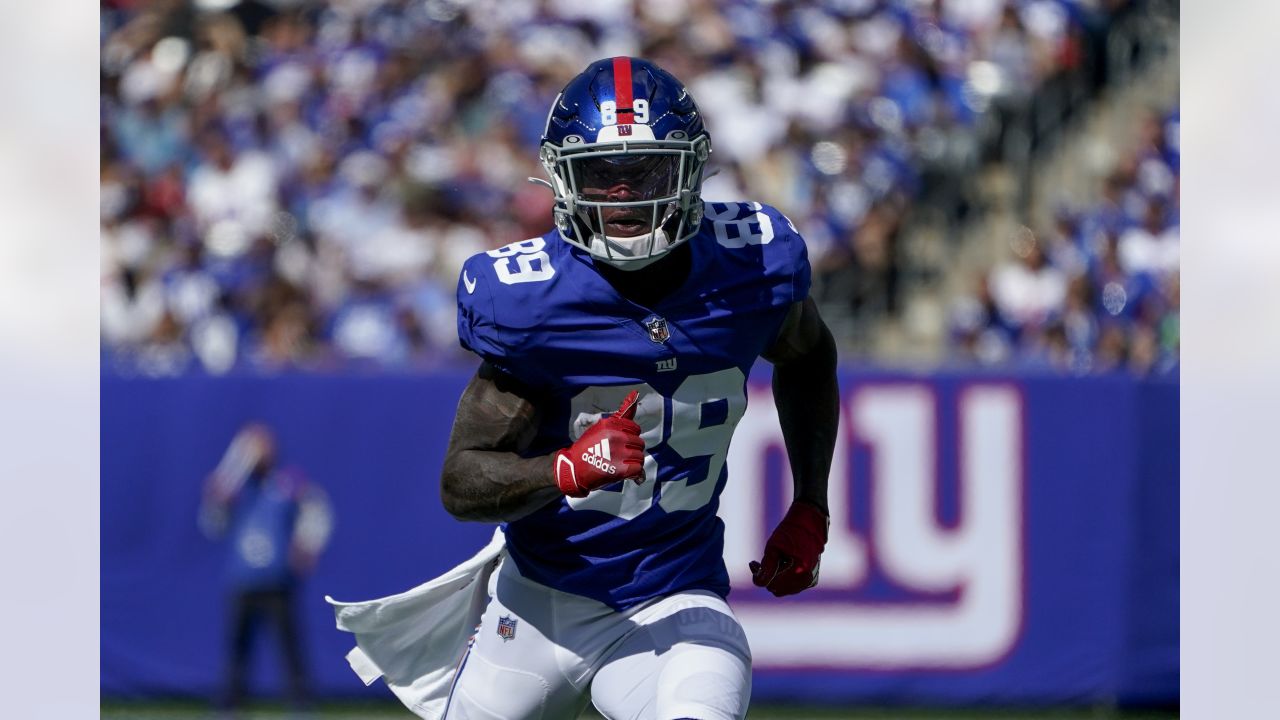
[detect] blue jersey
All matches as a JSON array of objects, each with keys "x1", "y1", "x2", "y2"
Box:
[
  {"x1": 225, "y1": 474, "x2": 301, "y2": 591},
  {"x1": 456, "y1": 202, "x2": 811, "y2": 610}
]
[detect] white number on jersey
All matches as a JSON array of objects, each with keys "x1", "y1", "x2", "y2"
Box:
[
  {"x1": 660, "y1": 368, "x2": 748, "y2": 512},
  {"x1": 566, "y1": 368, "x2": 748, "y2": 519},
  {"x1": 704, "y1": 202, "x2": 775, "y2": 249},
  {"x1": 486, "y1": 238, "x2": 556, "y2": 285}
]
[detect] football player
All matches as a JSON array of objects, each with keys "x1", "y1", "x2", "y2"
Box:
[{"x1": 440, "y1": 57, "x2": 839, "y2": 719}]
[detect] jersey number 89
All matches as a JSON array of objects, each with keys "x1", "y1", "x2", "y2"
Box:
[
  {"x1": 566, "y1": 368, "x2": 747, "y2": 520},
  {"x1": 487, "y1": 238, "x2": 556, "y2": 284}
]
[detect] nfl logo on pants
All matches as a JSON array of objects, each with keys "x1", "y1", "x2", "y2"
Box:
[{"x1": 497, "y1": 615, "x2": 517, "y2": 642}]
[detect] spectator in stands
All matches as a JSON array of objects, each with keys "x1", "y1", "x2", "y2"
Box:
[
  {"x1": 948, "y1": 276, "x2": 1014, "y2": 367},
  {"x1": 988, "y1": 228, "x2": 1067, "y2": 330},
  {"x1": 1117, "y1": 196, "x2": 1178, "y2": 277},
  {"x1": 1061, "y1": 274, "x2": 1099, "y2": 369},
  {"x1": 187, "y1": 127, "x2": 279, "y2": 261},
  {"x1": 101, "y1": 265, "x2": 166, "y2": 348},
  {"x1": 1094, "y1": 321, "x2": 1129, "y2": 373},
  {"x1": 199, "y1": 423, "x2": 334, "y2": 715}
]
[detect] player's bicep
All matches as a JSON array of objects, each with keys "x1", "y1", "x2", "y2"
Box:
[
  {"x1": 762, "y1": 297, "x2": 830, "y2": 365},
  {"x1": 446, "y1": 362, "x2": 543, "y2": 455}
]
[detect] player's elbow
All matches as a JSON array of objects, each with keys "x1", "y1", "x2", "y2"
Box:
[
  {"x1": 810, "y1": 322, "x2": 838, "y2": 372},
  {"x1": 781, "y1": 320, "x2": 838, "y2": 376},
  {"x1": 439, "y1": 454, "x2": 481, "y2": 521},
  {"x1": 440, "y1": 493, "x2": 475, "y2": 522},
  {"x1": 440, "y1": 484, "x2": 482, "y2": 522}
]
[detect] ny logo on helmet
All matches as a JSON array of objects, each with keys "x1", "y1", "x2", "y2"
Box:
[{"x1": 644, "y1": 315, "x2": 670, "y2": 344}]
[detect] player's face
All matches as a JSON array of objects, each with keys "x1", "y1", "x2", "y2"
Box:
[{"x1": 573, "y1": 154, "x2": 680, "y2": 237}]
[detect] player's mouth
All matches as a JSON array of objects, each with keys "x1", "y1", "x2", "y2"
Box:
[{"x1": 603, "y1": 212, "x2": 651, "y2": 237}]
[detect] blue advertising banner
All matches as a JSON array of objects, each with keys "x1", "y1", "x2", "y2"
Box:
[{"x1": 101, "y1": 368, "x2": 1177, "y2": 705}]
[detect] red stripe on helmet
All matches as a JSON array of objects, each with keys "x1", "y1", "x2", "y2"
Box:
[{"x1": 612, "y1": 57, "x2": 634, "y2": 122}]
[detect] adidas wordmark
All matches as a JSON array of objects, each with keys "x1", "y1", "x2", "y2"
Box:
[{"x1": 581, "y1": 439, "x2": 617, "y2": 475}]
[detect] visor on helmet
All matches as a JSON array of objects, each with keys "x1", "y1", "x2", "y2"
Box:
[{"x1": 570, "y1": 153, "x2": 681, "y2": 203}]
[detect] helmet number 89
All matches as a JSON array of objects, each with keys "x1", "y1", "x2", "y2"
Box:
[{"x1": 600, "y1": 99, "x2": 649, "y2": 126}]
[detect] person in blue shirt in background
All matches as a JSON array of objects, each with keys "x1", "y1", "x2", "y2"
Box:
[{"x1": 199, "y1": 423, "x2": 334, "y2": 715}]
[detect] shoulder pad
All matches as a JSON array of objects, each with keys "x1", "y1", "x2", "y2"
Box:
[
  {"x1": 701, "y1": 201, "x2": 811, "y2": 305},
  {"x1": 457, "y1": 234, "x2": 566, "y2": 373}
]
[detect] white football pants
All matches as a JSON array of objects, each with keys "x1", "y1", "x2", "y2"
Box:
[{"x1": 442, "y1": 559, "x2": 752, "y2": 720}]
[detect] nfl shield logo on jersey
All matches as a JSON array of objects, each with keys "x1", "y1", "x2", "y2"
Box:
[
  {"x1": 644, "y1": 315, "x2": 670, "y2": 344},
  {"x1": 497, "y1": 615, "x2": 517, "y2": 642}
]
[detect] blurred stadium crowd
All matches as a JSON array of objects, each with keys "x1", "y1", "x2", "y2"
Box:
[
  {"x1": 948, "y1": 106, "x2": 1178, "y2": 375},
  {"x1": 100, "y1": 0, "x2": 1159, "y2": 374}
]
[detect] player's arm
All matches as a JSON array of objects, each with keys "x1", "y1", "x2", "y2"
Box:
[
  {"x1": 198, "y1": 425, "x2": 270, "y2": 539},
  {"x1": 440, "y1": 362, "x2": 559, "y2": 522},
  {"x1": 763, "y1": 297, "x2": 839, "y2": 512},
  {"x1": 440, "y1": 362, "x2": 645, "y2": 523},
  {"x1": 753, "y1": 297, "x2": 839, "y2": 596}
]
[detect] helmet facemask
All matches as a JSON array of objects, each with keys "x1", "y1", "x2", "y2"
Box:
[{"x1": 541, "y1": 131, "x2": 710, "y2": 270}]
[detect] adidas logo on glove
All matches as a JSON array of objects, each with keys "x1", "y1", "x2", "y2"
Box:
[
  {"x1": 581, "y1": 440, "x2": 618, "y2": 475},
  {"x1": 554, "y1": 390, "x2": 646, "y2": 498}
]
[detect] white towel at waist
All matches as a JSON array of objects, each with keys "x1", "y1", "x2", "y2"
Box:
[{"x1": 325, "y1": 527, "x2": 505, "y2": 720}]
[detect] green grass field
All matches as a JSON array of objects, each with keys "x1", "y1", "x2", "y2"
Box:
[{"x1": 100, "y1": 700, "x2": 1178, "y2": 720}]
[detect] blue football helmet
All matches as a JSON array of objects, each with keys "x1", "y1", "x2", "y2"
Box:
[{"x1": 540, "y1": 57, "x2": 712, "y2": 269}]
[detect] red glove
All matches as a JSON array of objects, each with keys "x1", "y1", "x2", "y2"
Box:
[
  {"x1": 554, "y1": 391, "x2": 646, "y2": 498},
  {"x1": 750, "y1": 500, "x2": 830, "y2": 597}
]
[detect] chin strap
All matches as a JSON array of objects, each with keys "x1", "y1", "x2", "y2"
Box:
[
  {"x1": 590, "y1": 223, "x2": 676, "y2": 271},
  {"x1": 592, "y1": 249, "x2": 667, "y2": 272}
]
